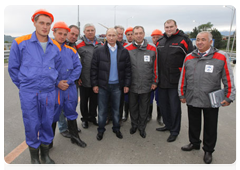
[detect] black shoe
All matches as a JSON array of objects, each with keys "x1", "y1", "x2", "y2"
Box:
[
  {"x1": 203, "y1": 152, "x2": 212, "y2": 164},
  {"x1": 130, "y1": 127, "x2": 137, "y2": 134},
  {"x1": 156, "y1": 126, "x2": 169, "y2": 131},
  {"x1": 139, "y1": 130, "x2": 146, "y2": 138},
  {"x1": 70, "y1": 135, "x2": 87, "y2": 148},
  {"x1": 167, "y1": 134, "x2": 178, "y2": 142},
  {"x1": 29, "y1": 146, "x2": 41, "y2": 164},
  {"x1": 40, "y1": 144, "x2": 55, "y2": 164},
  {"x1": 113, "y1": 130, "x2": 123, "y2": 139},
  {"x1": 181, "y1": 143, "x2": 200, "y2": 151},
  {"x1": 60, "y1": 130, "x2": 71, "y2": 138},
  {"x1": 97, "y1": 132, "x2": 104, "y2": 141},
  {"x1": 82, "y1": 121, "x2": 88, "y2": 129}
]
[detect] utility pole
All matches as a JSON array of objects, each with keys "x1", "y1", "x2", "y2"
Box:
[{"x1": 78, "y1": 5, "x2": 81, "y2": 39}]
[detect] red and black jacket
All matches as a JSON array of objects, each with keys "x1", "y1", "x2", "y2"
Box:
[{"x1": 156, "y1": 29, "x2": 193, "y2": 88}]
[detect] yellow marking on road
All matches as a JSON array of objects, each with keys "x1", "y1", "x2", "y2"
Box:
[{"x1": 4, "y1": 141, "x2": 28, "y2": 164}]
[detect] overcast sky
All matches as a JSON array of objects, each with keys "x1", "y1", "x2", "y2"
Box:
[{"x1": 3, "y1": 2, "x2": 237, "y2": 38}]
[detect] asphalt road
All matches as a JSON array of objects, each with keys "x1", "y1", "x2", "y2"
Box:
[{"x1": 3, "y1": 63, "x2": 237, "y2": 167}]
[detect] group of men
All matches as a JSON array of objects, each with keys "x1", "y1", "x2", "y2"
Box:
[{"x1": 8, "y1": 9, "x2": 235, "y2": 164}]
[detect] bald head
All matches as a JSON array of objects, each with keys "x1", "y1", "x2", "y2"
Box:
[{"x1": 106, "y1": 28, "x2": 118, "y2": 35}]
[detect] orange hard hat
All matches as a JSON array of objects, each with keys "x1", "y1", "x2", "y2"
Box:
[
  {"x1": 151, "y1": 29, "x2": 163, "y2": 36},
  {"x1": 31, "y1": 9, "x2": 54, "y2": 22},
  {"x1": 52, "y1": 21, "x2": 70, "y2": 32},
  {"x1": 125, "y1": 27, "x2": 133, "y2": 35}
]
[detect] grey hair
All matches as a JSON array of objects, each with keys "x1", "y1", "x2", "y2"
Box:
[
  {"x1": 106, "y1": 28, "x2": 118, "y2": 35},
  {"x1": 83, "y1": 23, "x2": 96, "y2": 32},
  {"x1": 197, "y1": 31, "x2": 213, "y2": 41},
  {"x1": 114, "y1": 25, "x2": 125, "y2": 32}
]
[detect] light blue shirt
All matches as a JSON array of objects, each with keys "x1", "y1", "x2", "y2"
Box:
[{"x1": 108, "y1": 43, "x2": 119, "y2": 84}]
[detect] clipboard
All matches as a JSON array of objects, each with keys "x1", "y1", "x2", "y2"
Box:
[{"x1": 209, "y1": 89, "x2": 225, "y2": 108}]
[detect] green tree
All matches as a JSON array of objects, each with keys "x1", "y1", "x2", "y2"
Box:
[
  {"x1": 198, "y1": 22, "x2": 213, "y2": 31},
  {"x1": 189, "y1": 27, "x2": 199, "y2": 38},
  {"x1": 211, "y1": 28, "x2": 223, "y2": 49}
]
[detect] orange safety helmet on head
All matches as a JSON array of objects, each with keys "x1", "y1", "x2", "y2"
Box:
[
  {"x1": 125, "y1": 27, "x2": 133, "y2": 35},
  {"x1": 52, "y1": 21, "x2": 70, "y2": 32},
  {"x1": 31, "y1": 9, "x2": 54, "y2": 22},
  {"x1": 151, "y1": 29, "x2": 163, "y2": 36}
]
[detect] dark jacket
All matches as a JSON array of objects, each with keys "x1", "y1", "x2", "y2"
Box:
[
  {"x1": 91, "y1": 41, "x2": 131, "y2": 90},
  {"x1": 156, "y1": 29, "x2": 193, "y2": 88}
]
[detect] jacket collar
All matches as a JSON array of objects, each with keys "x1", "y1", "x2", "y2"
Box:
[
  {"x1": 192, "y1": 46, "x2": 218, "y2": 59},
  {"x1": 30, "y1": 31, "x2": 53, "y2": 45},
  {"x1": 82, "y1": 35, "x2": 98, "y2": 45},
  {"x1": 132, "y1": 39, "x2": 148, "y2": 50},
  {"x1": 104, "y1": 40, "x2": 123, "y2": 50}
]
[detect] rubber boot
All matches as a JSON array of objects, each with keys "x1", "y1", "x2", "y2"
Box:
[
  {"x1": 49, "y1": 122, "x2": 56, "y2": 149},
  {"x1": 29, "y1": 146, "x2": 41, "y2": 164},
  {"x1": 40, "y1": 144, "x2": 55, "y2": 164},
  {"x1": 157, "y1": 106, "x2": 164, "y2": 126},
  {"x1": 147, "y1": 105, "x2": 153, "y2": 122},
  {"x1": 68, "y1": 119, "x2": 87, "y2": 148},
  {"x1": 122, "y1": 102, "x2": 129, "y2": 122}
]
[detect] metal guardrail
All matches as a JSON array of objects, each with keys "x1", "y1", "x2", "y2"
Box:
[
  {"x1": 4, "y1": 50, "x2": 10, "y2": 60},
  {"x1": 4, "y1": 43, "x2": 236, "y2": 63}
]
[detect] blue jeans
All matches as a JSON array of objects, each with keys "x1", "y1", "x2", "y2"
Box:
[
  {"x1": 98, "y1": 84, "x2": 121, "y2": 133},
  {"x1": 58, "y1": 110, "x2": 68, "y2": 133}
]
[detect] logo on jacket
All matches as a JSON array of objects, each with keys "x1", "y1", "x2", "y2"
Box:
[
  {"x1": 172, "y1": 43, "x2": 178, "y2": 45},
  {"x1": 205, "y1": 65, "x2": 214, "y2": 73}
]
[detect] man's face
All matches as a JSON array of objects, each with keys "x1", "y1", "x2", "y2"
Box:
[
  {"x1": 116, "y1": 28, "x2": 124, "y2": 42},
  {"x1": 84, "y1": 26, "x2": 96, "y2": 41},
  {"x1": 164, "y1": 21, "x2": 177, "y2": 37},
  {"x1": 106, "y1": 29, "x2": 117, "y2": 47},
  {"x1": 53, "y1": 28, "x2": 68, "y2": 45},
  {"x1": 34, "y1": 15, "x2": 52, "y2": 38},
  {"x1": 196, "y1": 33, "x2": 212, "y2": 53},
  {"x1": 67, "y1": 27, "x2": 79, "y2": 43},
  {"x1": 152, "y1": 35, "x2": 161, "y2": 45},
  {"x1": 133, "y1": 28, "x2": 145, "y2": 44},
  {"x1": 126, "y1": 31, "x2": 133, "y2": 43}
]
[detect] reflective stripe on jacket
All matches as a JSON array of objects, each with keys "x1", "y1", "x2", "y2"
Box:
[
  {"x1": 125, "y1": 39, "x2": 158, "y2": 94},
  {"x1": 8, "y1": 31, "x2": 62, "y2": 93},
  {"x1": 56, "y1": 44, "x2": 82, "y2": 86},
  {"x1": 156, "y1": 30, "x2": 193, "y2": 88},
  {"x1": 178, "y1": 47, "x2": 235, "y2": 108},
  {"x1": 75, "y1": 36, "x2": 103, "y2": 87}
]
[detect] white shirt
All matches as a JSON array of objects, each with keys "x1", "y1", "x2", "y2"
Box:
[
  {"x1": 135, "y1": 40, "x2": 144, "y2": 46},
  {"x1": 107, "y1": 43, "x2": 117, "y2": 52},
  {"x1": 198, "y1": 47, "x2": 211, "y2": 57}
]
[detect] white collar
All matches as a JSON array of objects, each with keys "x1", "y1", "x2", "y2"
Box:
[
  {"x1": 107, "y1": 43, "x2": 117, "y2": 52},
  {"x1": 198, "y1": 47, "x2": 211, "y2": 56},
  {"x1": 135, "y1": 40, "x2": 144, "y2": 46}
]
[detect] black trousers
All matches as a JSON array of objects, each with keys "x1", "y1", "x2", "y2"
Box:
[
  {"x1": 129, "y1": 91, "x2": 151, "y2": 131},
  {"x1": 187, "y1": 105, "x2": 219, "y2": 153},
  {"x1": 79, "y1": 86, "x2": 98, "y2": 122},
  {"x1": 158, "y1": 88, "x2": 181, "y2": 135}
]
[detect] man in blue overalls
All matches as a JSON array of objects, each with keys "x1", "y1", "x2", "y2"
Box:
[
  {"x1": 51, "y1": 21, "x2": 87, "y2": 148},
  {"x1": 8, "y1": 9, "x2": 61, "y2": 164}
]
